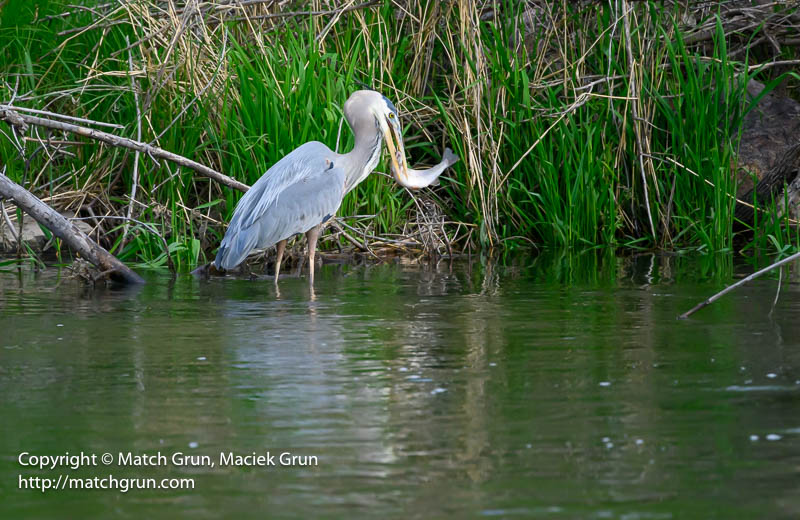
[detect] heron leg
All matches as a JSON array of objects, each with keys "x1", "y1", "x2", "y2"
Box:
[
  {"x1": 306, "y1": 224, "x2": 321, "y2": 285},
  {"x1": 274, "y1": 239, "x2": 287, "y2": 283}
]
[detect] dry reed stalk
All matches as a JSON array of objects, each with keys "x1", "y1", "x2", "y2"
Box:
[
  {"x1": 123, "y1": 36, "x2": 143, "y2": 245},
  {"x1": 621, "y1": 0, "x2": 655, "y2": 238},
  {"x1": 4, "y1": 0, "x2": 797, "y2": 263}
]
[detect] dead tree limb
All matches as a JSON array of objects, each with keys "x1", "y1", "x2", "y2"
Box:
[
  {"x1": 0, "y1": 171, "x2": 145, "y2": 285},
  {"x1": 0, "y1": 106, "x2": 250, "y2": 193},
  {"x1": 678, "y1": 251, "x2": 800, "y2": 319}
]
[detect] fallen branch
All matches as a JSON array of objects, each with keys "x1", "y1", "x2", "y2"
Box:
[
  {"x1": 678, "y1": 251, "x2": 800, "y2": 319},
  {"x1": 0, "y1": 170, "x2": 145, "y2": 285},
  {"x1": 0, "y1": 104, "x2": 124, "y2": 129},
  {"x1": 0, "y1": 106, "x2": 250, "y2": 193}
]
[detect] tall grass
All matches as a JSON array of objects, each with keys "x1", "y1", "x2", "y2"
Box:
[{"x1": 0, "y1": 0, "x2": 796, "y2": 267}]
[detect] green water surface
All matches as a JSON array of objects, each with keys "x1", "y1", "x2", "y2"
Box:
[{"x1": 1, "y1": 253, "x2": 799, "y2": 519}]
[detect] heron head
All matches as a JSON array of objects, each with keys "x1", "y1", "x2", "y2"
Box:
[{"x1": 345, "y1": 90, "x2": 409, "y2": 182}]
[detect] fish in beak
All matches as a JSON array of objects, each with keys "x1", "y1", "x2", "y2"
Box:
[
  {"x1": 382, "y1": 114, "x2": 459, "y2": 189},
  {"x1": 395, "y1": 148, "x2": 459, "y2": 189},
  {"x1": 382, "y1": 115, "x2": 408, "y2": 182}
]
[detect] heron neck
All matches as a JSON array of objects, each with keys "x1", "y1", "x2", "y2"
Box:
[{"x1": 340, "y1": 121, "x2": 382, "y2": 193}]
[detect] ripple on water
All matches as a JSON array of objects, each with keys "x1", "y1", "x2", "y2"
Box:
[
  {"x1": 724, "y1": 385, "x2": 799, "y2": 392},
  {"x1": 3, "y1": 259, "x2": 800, "y2": 519}
]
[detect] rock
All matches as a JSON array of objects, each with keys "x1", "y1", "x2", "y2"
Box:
[
  {"x1": 734, "y1": 80, "x2": 800, "y2": 226},
  {"x1": 1, "y1": 210, "x2": 94, "y2": 254},
  {"x1": 736, "y1": 80, "x2": 800, "y2": 195}
]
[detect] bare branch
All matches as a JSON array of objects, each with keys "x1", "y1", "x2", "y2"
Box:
[
  {"x1": 679, "y1": 252, "x2": 800, "y2": 319},
  {"x1": 0, "y1": 106, "x2": 250, "y2": 193}
]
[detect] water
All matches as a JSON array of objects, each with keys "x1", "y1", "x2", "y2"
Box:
[{"x1": 1, "y1": 253, "x2": 800, "y2": 519}]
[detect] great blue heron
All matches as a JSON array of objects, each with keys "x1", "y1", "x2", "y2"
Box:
[{"x1": 211, "y1": 89, "x2": 457, "y2": 283}]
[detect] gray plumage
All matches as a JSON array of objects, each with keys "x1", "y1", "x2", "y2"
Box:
[
  {"x1": 208, "y1": 89, "x2": 456, "y2": 284},
  {"x1": 214, "y1": 142, "x2": 345, "y2": 270}
]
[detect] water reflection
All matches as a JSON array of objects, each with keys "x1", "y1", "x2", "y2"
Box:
[{"x1": 1, "y1": 254, "x2": 800, "y2": 518}]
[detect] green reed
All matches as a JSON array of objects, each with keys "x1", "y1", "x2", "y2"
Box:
[{"x1": 0, "y1": 0, "x2": 796, "y2": 268}]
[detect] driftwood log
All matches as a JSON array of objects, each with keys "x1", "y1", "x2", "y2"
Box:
[{"x1": 0, "y1": 172, "x2": 145, "y2": 284}]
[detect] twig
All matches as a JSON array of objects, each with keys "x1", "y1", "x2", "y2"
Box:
[
  {"x1": 151, "y1": 28, "x2": 228, "y2": 143},
  {"x1": 57, "y1": 14, "x2": 126, "y2": 37},
  {"x1": 226, "y1": 0, "x2": 379, "y2": 23},
  {"x1": 0, "y1": 107, "x2": 249, "y2": 192},
  {"x1": 140, "y1": 3, "x2": 198, "y2": 115},
  {"x1": 1, "y1": 196, "x2": 21, "y2": 248},
  {"x1": 0, "y1": 104, "x2": 124, "y2": 129},
  {"x1": 109, "y1": 24, "x2": 169, "y2": 58},
  {"x1": 769, "y1": 266, "x2": 783, "y2": 318},
  {"x1": 330, "y1": 219, "x2": 375, "y2": 257},
  {"x1": 37, "y1": 2, "x2": 114, "y2": 23},
  {"x1": 316, "y1": 0, "x2": 357, "y2": 42},
  {"x1": 679, "y1": 251, "x2": 800, "y2": 319},
  {"x1": 646, "y1": 154, "x2": 800, "y2": 226},
  {"x1": 747, "y1": 59, "x2": 800, "y2": 72},
  {"x1": 499, "y1": 93, "x2": 588, "y2": 187},
  {"x1": 22, "y1": 137, "x2": 86, "y2": 146},
  {"x1": 337, "y1": 219, "x2": 419, "y2": 247},
  {"x1": 124, "y1": 36, "x2": 142, "y2": 245}
]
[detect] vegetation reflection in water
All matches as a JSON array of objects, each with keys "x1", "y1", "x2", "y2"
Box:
[{"x1": 1, "y1": 252, "x2": 799, "y2": 519}]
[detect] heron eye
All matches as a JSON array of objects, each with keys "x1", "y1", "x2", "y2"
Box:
[{"x1": 388, "y1": 113, "x2": 395, "y2": 119}]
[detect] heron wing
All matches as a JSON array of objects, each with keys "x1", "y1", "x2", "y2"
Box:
[{"x1": 214, "y1": 142, "x2": 346, "y2": 270}]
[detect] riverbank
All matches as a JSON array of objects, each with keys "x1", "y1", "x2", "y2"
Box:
[{"x1": 1, "y1": 1, "x2": 798, "y2": 270}]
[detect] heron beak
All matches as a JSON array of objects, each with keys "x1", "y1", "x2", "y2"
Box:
[{"x1": 383, "y1": 116, "x2": 408, "y2": 182}]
